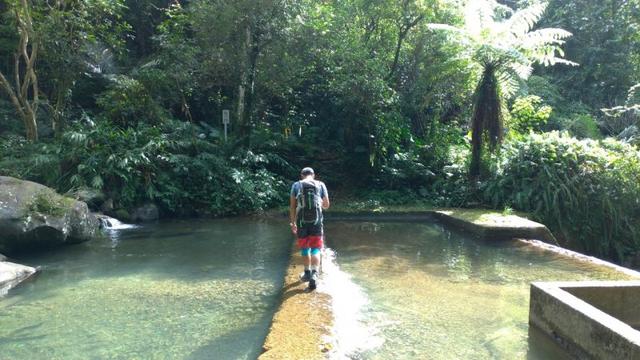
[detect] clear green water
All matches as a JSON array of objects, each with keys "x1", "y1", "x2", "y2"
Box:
[
  {"x1": 2, "y1": 218, "x2": 635, "y2": 360},
  {"x1": 323, "y1": 221, "x2": 635, "y2": 359},
  {"x1": 0, "y1": 218, "x2": 291, "y2": 360}
]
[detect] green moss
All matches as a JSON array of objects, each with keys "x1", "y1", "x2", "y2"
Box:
[
  {"x1": 435, "y1": 209, "x2": 535, "y2": 227},
  {"x1": 27, "y1": 190, "x2": 74, "y2": 217}
]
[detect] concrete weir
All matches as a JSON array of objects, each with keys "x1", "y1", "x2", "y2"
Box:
[
  {"x1": 530, "y1": 281, "x2": 640, "y2": 360},
  {"x1": 261, "y1": 209, "x2": 639, "y2": 358},
  {"x1": 259, "y1": 244, "x2": 334, "y2": 360}
]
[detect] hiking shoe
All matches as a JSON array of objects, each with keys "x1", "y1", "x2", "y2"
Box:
[
  {"x1": 300, "y1": 270, "x2": 311, "y2": 282},
  {"x1": 308, "y1": 270, "x2": 318, "y2": 290}
]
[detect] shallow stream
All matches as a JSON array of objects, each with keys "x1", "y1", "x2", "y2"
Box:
[
  {"x1": 0, "y1": 218, "x2": 291, "y2": 359},
  {"x1": 0, "y1": 218, "x2": 634, "y2": 359}
]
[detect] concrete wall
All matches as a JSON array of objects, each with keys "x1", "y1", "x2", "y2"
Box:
[
  {"x1": 565, "y1": 285, "x2": 640, "y2": 329},
  {"x1": 529, "y1": 281, "x2": 640, "y2": 360}
]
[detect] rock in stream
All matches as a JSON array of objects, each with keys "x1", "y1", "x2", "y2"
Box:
[{"x1": 0, "y1": 176, "x2": 99, "y2": 255}]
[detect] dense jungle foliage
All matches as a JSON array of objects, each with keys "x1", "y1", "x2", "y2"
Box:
[{"x1": 1, "y1": 0, "x2": 640, "y2": 265}]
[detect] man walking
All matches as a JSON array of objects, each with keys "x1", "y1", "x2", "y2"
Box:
[{"x1": 289, "y1": 167, "x2": 330, "y2": 290}]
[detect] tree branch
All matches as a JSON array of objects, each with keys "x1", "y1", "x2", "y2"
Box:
[
  {"x1": 387, "y1": 14, "x2": 424, "y2": 81},
  {"x1": 0, "y1": 71, "x2": 26, "y2": 118}
]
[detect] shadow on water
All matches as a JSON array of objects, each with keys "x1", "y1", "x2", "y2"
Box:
[
  {"x1": 187, "y1": 316, "x2": 273, "y2": 360},
  {"x1": 526, "y1": 326, "x2": 571, "y2": 360},
  {"x1": 0, "y1": 322, "x2": 46, "y2": 346}
]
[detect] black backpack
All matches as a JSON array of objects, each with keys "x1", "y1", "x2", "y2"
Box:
[{"x1": 297, "y1": 180, "x2": 322, "y2": 225}]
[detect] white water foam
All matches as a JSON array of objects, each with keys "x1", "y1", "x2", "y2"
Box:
[
  {"x1": 319, "y1": 248, "x2": 384, "y2": 359},
  {"x1": 100, "y1": 216, "x2": 139, "y2": 230}
]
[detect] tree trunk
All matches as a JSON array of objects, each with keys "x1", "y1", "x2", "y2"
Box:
[
  {"x1": 0, "y1": 0, "x2": 40, "y2": 142},
  {"x1": 469, "y1": 64, "x2": 503, "y2": 179},
  {"x1": 245, "y1": 42, "x2": 260, "y2": 130},
  {"x1": 236, "y1": 24, "x2": 251, "y2": 137},
  {"x1": 23, "y1": 107, "x2": 38, "y2": 141}
]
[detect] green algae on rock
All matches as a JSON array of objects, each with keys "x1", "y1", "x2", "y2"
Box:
[{"x1": 0, "y1": 176, "x2": 99, "y2": 254}]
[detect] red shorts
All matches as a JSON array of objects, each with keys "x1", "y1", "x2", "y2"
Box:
[{"x1": 297, "y1": 236, "x2": 323, "y2": 249}]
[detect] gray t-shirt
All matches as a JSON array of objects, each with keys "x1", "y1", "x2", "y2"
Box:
[{"x1": 290, "y1": 180, "x2": 328, "y2": 200}]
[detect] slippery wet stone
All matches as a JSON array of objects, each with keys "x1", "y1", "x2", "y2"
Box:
[{"x1": 0, "y1": 261, "x2": 37, "y2": 296}]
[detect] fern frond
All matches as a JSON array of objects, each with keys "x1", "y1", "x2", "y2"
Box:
[
  {"x1": 465, "y1": 0, "x2": 498, "y2": 39},
  {"x1": 531, "y1": 44, "x2": 578, "y2": 66},
  {"x1": 496, "y1": 69, "x2": 520, "y2": 98},
  {"x1": 506, "y1": 2, "x2": 547, "y2": 37},
  {"x1": 520, "y1": 28, "x2": 573, "y2": 49},
  {"x1": 626, "y1": 84, "x2": 640, "y2": 106},
  {"x1": 509, "y1": 61, "x2": 533, "y2": 80}
]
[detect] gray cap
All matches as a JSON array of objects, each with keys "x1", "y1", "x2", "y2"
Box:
[{"x1": 300, "y1": 167, "x2": 314, "y2": 176}]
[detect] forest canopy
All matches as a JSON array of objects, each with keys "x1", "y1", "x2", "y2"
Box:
[{"x1": 1, "y1": 0, "x2": 640, "y2": 265}]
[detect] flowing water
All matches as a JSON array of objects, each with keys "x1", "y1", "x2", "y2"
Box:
[
  {"x1": 322, "y1": 221, "x2": 636, "y2": 359},
  {"x1": 0, "y1": 218, "x2": 291, "y2": 360}
]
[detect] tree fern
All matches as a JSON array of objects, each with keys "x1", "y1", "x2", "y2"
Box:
[{"x1": 429, "y1": 0, "x2": 576, "y2": 177}]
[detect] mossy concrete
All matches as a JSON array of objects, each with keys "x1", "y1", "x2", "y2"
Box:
[
  {"x1": 324, "y1": 208, "x2": 557, "y2": 243},
  {"x1": 431, "y1": 209, "x2": 558, "y2": 243},
  {"x1": 260, "y1": 244, "x2": 333, "y2": 360},
  {"x1": 530, "y1": 281, "x2": 640, "y2": 360}
]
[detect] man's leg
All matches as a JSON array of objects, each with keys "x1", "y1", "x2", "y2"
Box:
[
  {"x1": 310, "y1": 249, "x2": 321, "y2": 270},
  {"x1": 307, "y1": 233, "x2": 323, "y2": 290},
  {"x1": 300, "y1": 247, "x2": 312, "y2": 281},
  {"x1": 297, "y1": 225, "x2": 312, "y2": 282}
]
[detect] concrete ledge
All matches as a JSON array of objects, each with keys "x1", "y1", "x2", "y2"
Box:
[
  {"x1": 529, "y1": 281, "x2": 640, "y2": 360},
  {"x1": 324, "y1": 211, "x2": 433, "y2": 222},
  {"x1": 0, "y1": 260, "x2": 37, "y2": 296},
  {"x1": 325, "y1": 208, "x2": 557, "y2": 243},
  {"x1": 518, "y1": 239, "x2": 640, "y2": 278},
  {"x1": 259, "y1": 244, "x2": 333, "y2": 360},
  {"x1": 432, "y1": 209, "x2": 558, "y2": 243}
]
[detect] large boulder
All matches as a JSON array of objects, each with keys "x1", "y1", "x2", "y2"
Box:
[{"x1": 0, "y1": 176, "x2": 99, "y2": 255}]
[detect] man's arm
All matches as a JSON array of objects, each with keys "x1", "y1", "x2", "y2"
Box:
[
  {"x1": 322, "y1": 183, "x2": 330, "y2": 209},
  {"x1": 289, "y1": 195, "x2": 297, "y2": 234}
]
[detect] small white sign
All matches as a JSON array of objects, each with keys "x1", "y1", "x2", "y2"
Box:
[{"x1": 222, "y1": 109, "x2": 230, "y2": 124}]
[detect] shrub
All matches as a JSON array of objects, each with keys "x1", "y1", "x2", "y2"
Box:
[
  {"x1": 0, "y1": 120, "x2": 288, "y2": 217},
  {"x1": 483, "y1": 132, "x2": 640, "y2": 262},
  {"x1": 427, "y1": 144, "x2": 477, "y2": 207},
  {"x1": 564, "y1": 113, "x2": 601, "y2": 139},
  {"x1": 96, "y1": 75, "x2": 167, "y2": 128},
  {"x1": 508, "y1": 95, "x2": 552, "y2": 134}
]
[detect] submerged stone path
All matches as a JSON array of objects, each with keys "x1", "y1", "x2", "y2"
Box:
[{"x1": 260, "y1": 244, "x2": 334, "y2": 360}]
